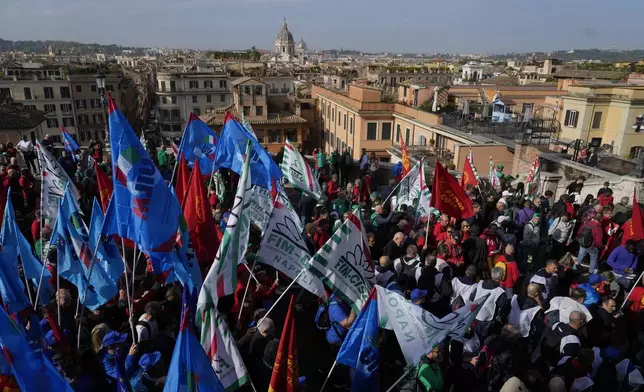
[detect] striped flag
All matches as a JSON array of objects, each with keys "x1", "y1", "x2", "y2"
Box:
[
  {"x1": 525, "y1": 155, "x2": 541, "y2": 200},
  {"x1": 280, "y1": 138, "x2": 321, "y2": 199},
  {"x1": 489, "y1": 156, "x2": 501, "y2": 189},
  {"x1": 200, "y1": 308, "x2": 249, "y2": 391},
  {"x1": 198, "y1": 140, "x2": 252, "y2": 306},
  {"x1": 171, "y1": 141, "x2": 179, "y2": 158},
  {"x1": 468, "y1": 147, "x2": 481, "y2": 183},
  {"x1": 400, "y1": 136, "x2": 411, "y2": 177}
]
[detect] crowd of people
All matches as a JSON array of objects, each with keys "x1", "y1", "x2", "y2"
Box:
[{"x1": 4, "y1": 132, "x2": 644, "y2": 392}]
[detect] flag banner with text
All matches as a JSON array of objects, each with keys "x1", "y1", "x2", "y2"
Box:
[
  {"x1": 306, "y1": 209, "x2": 374, "y2": 313},
  {"x1": 36, "y1": 141, "x2": 80, "y2": 223},
  {"x1": 376, "y1": 285, "x2": 487, "y2": 365},
  {"x1": 415, "y1": 159, "x2": 431, "y2": 220},
  {"x1": 395, "y1": 161, "x2": 422, "y2": 211},
  {"x1": 258, "y1": 200, "x2": 326, "y2": 300},
  {"x1": 280, "y1": 138, "x2": 322, "y2": 199},
  {"x1": 249, "y1": 185, "x2": 274, "y2": 233},
  {"x1": 431, "y1": 160, "x2": 474, "y2": 220}
]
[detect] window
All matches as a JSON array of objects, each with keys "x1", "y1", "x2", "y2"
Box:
[
  {"x1": 244, "y1": 86, "x2": 251, "y2": 95},
  {"x1": 284, "y1": 102, "x2": 290, "y2": 111},
  {"x1": 381, "y1": 122, "x2": 392, "y2": 140},
  {"x1": 396, "y1": 124, "x2": 401, "y2": 142},
  {"x1": 206, "y1": 95, "x2": 212, "y2": 103},
  {"x1": 220, "y1": 94, "x2": 226, "y2": 102},
  {"x1": 321, "y1": 130, "x2": 326, "y2": 144},
  {"x1": 75, "y1": 85, "x2": 82, "y2": 93},
  {"x1": 342, "y1": 142, "x2": 347, "y2": 153},
  {"x1": 256, "y1": 106, "x2": 264, "y2": 116},
  {"x1": 171, "y1": 96, "x2": 177, "y2": 104},
  {"x1": 91, "y1": 85, "x2": 97, "y2": 93},
  {"x1": 93, "y1": 114, "x2": 103, "y2": 124},
  {"x1": 170, "y1": 81, "x2": 176, "y2": 92},
  {"x1": 285, "y1": 129, "x2": 297, "y2": 142},
  {"x1": 254, "y1": 86, "x2": 263, "y2": 96},
  {"x1": 338, "y1": 110, "x2": 341, "y2": 125},
  {"x1": 331, "y1": 132, "x2": 335, "y2": 146},
  {"x1": 161, "y1": 97, "x2": 168, "y2": 104},
  {"x1": 204, "y1": 81, "x2": 213, "y2": 89},
  {"x1": 193, "y1": 107, "x2": 201, "y2": 116},
  {"x1": 405, "y1": 128, "x2": 411, "y2": 145},
  {"x1": 91, "y1": 99, "x2": 101, "y2": 109},
  {"x1": 350, "y1": 117, "x2": 353, "y2": 134},
  {"x1": 367, "y1": 123, "x2": 377, "y2": 140},
  {"x1": 160, "y1": 81, "x2": 166, "y2": 92},
  {"x1": 75, "y1": 99, "x2": 87, "y2": 109},
  {"x1": 78, "y1": 114, "x2": 90, "y2": 125},
  {"x1": 46, "y1": 118, "x2": 59, "y2": 128},
  {"x1": 322, "y1": 102, "x2": 326, "y2": 118},
  {"x1": 268, "y1": 130, "x2": 281, "y2": 143},
  {"x1": 60, "y1": 87, "x2": 71, "y2": 98},
  {"x1": 61, "y1": 103, "x2": 72, "y2": 113},
  {"x1": 192, "y1": 96, "x2": 198, "y2": 104},
  {"x1": 592, "y1": 111, "x2": 602, "y2": 129},
  {"x1": 343, "y1": 114, "x2": 347, "y2": 129},
  {"x1": 80, "y1": 131, "x2": 92, "y2": 142},
  {"x1": 189, "y1": 81, "x2": 199, "y2": 89},
  {"x1": 332, "y1": 107, "x2": 335, "y2": 122},
  {"x1": 62, "y1": 117, "x2": 75, "y2": 127},
  {"x1": 327, "y1": 104, "x2": 330, "y2": 117},
  {"x1": 50, "y1": 135, "x2": 61, "y2": 143},
  {"x1": 170, "y1": 109, "x2": 180, "y2": 119},
  {"x1": 419, "y1": 135, "x2": 427, "y2": 145},
  {"x1": 24, "y1": 105, "x2": 36, "y2": 110},
  {"x1": 162, "y1": 124, "x2": 171, "y2": 133},
  {"x1": 243, "y1": 106, "x2": 250, "y2": 115},
  {"x1": 0, "y1": 87, "x2": 10, "y2": 97},
  {"x1": 105, "y1": 84, "x2": 114, "y2": 92},
  {"x1": 44, "y1": 104, "x2": 56, "y2": 113},
  {"x1": 162, "y1": 109, "x2": 170, "y2": 119},
  {"x1": 219, "y1": 80, "x2": 227, "y2": 89},
  {"x1": 337, "y1": 137, "x2": 341, "y2": 150},
  {"x1": 24, "y1": 88, "x2": 32, "y2": 100},
  {"x1": 172, "y1": 124, "x2": 182, "y2": 132},
  {"x1": 564, "y1": 109, "x2": 579, "y2": 127}
]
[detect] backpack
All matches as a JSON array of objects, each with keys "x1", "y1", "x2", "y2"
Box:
[
  {"x1": 494, "y1": 259, "x2": 507, "y2": 280},
  {"x1": 578, "y1": 225, "x2": 594, "y2": 248},
  {"x1": 315, "y1": 303, "x2": 331, "y2": 331}
]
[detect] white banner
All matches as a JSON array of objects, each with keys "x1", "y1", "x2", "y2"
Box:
[
  {"x1": 376, "y1": 285, "x2": 486, "y2": 365},
  {"x1": 201, "y1": 308, "x2": 249, "y2": 391},
  {"x1": 280, "y1": 139, "x2": 322, "y2": 199},
  {"x1": 36, "y1": 141, "x2": 79, "y2": 223},
  {"x1": 306, "y1": 209, "x2": 374, "y2": 312},
  {"x1": 415, "y1": 160, "x2": 431, "y2": 219},
  {"x1": 258, "y1": 200, "x2": 326, "y2": 299},
  {"x1": 396, "y1": 161, "x2": 422, "y2": 210},
  {"x1": 249, "y1": 185, "x2": 273, "y2": 233}
]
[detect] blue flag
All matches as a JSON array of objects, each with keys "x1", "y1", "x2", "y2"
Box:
[
  {"x1": 108, "y1": 95, "x2": 181, "y2": 252},
  {"x1": 89, "y1": 198, "x2": 125, "y2": 287},
  {"x1": 163, "y1": 317, "x2": 226, "y2": 392},
  {"x1": 0, "y1": 305, "x2": 74, "y2": 391},
  {"x1": 0, "y1": 188, "x2": 19, "y2": 264},
  {"x1": 214, "y1": 114, "x2": 282, "y2": 190},
  {"x1": 336, "y1": 290, "x2": 380, "y2": 392},
  {"x1": 114, "y1": 350, "x2": 133, "y2": 392},
  {"x1": 179, "y1": 113, "x2": 219, "y2": 174},
  {"x1": 61, "y1": 127, "x2": 80, "y2": 162},
  {"x1": 0, "y1": 251, "x2": 30, "y2": 314}
]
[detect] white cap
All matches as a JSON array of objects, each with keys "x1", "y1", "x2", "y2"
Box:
[
  {"x1": 501, "y1": 190, "x2": 513, "y2": 197},
  {"x1": 496, "y1": 216, "x2": 508, "y2": 224}
]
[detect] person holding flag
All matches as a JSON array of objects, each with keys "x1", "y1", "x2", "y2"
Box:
[{"x1": 61, "y1": 127, "x2": 81, "y2": 162}]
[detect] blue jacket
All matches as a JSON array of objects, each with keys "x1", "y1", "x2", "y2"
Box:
[
  {"x1": 578, "y1": 283, "x2": 600, "y2": 307},
  {"x1": 100, "y1": 350, "x2": 136, "y2": 387},
  {"x1": 607, "y1": 246, "x2": 638, "y2": 276},
  {"x1": 130, "y1": 368, "x2": 156, "y2": 392}
]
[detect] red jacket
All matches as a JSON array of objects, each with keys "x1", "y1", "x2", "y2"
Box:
[
  {"x1": 583, "y1": 220, "x2": 605, "y2": 249},
  {"x1": 327, "y1": 181, "x2": 339, "y2": 200},
  {"x1": 496, "y1": 255, "x2": 519, "y2": 289},
  {"x1": 598, "y1": 194, "x2": 614, "y2": 207}
]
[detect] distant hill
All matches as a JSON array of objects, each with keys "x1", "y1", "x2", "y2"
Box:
[
  {"x1": 0, "y1": 38, "x2": 147, "y2": 56},
  {"x1": 485, "y1": 49, "x2": 644, "y2": 63}
]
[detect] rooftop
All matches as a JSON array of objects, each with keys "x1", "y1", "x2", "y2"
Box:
[
  {"x1": 0, "y1": 97, "x2": 46, "y2": 130},
  {"x1": 199, "y1": 105, "x2": 307, "y2": 126}
]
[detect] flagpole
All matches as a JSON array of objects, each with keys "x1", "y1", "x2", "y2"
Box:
[
  {"x1": 382, "y1": 180, "x2": 403, "y2": 206},
  {"x1": 385, "y1": 366, "x2": 414, "y2": 392},
  {"x1": 34, "y1": 214, "x2": 58, "y2": 311},
  {"x1": 620, "y1": 269, "x2": 644, "y2": 311},
  {"x1": 22, "y1": 269, "x2": 34, "y2": 306},
  {"x1": 256, "y1": 268, "x2": 305, "y2": 328},
  {"x1": 207, "y1": 164, "x2": 216, "y2": 191},
  {"x1": 131, "y1": 245, "x2": 139, "y2": 311},
  {"x1": 76, "y1": 238, "x2": 103, "y2": 348},
  {"x1": 121, "y1": 238, "x2": 137, "y2": 340},
  {"x1": 169, "y1": 128, "x2": 187, "y2": 187},
  {"x1": 319, "y1": 360, "x2": 338, "y2": 392},
  {"x1": 237, "y1": 260, "x2": 256, "y2": 323},
  {"x1": 57, "y1": 262, "x2": 61, "y2": 326}
]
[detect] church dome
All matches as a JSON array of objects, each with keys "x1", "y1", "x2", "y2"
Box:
[
  {"x1": 296, "y1": 38, "x2": 307, "y2": 50},
  {"x1": 276, "y1": 20, "x2": 294, "y2": 45}
]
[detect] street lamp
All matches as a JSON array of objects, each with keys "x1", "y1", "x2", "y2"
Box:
[{"x1": 94, "y1": 72, "x2": 108, "y2": 140}]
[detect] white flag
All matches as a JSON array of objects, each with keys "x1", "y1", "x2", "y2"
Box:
[
  {"x1": 280, "y1": 139, "x2": 322, "y2": 199},
  {"x1": 376, "y1": 285, "x2": 487, "y2": 365},
  {"x1": 258, "y1": 199, "x2": 326, "y2": 299},
  {"x1": 415, "y1": 159, "x2": 431, "y2": 220},
  {"x1": 249, "y1": 185, "x2": 273, "y2": 233},
  {"x1": 306, "y1": 208, "x2": 374, "y2": 313},
  {"x1": 36, "y1": 141, "x2": 80, "y2": 224},
  {"x1": 198, "y1": 141, "x2": 252, "y2": 309},
  {"x1": 200, "y1": 308, "x2": 249, "y2": 391},
  {"x1": 395, "y1": 161, "x2": 422, "y2": 210}
]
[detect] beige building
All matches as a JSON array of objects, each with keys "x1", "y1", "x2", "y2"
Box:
[
  {"x1": 559, "y1": 85, "x2": 644, "y2": 157},
  {"x1": 156, "y1": 65, "x2": 232, "y2": 136},
  {"x1": 0, "y1": 61, "x2": 122, "y2": 145}
]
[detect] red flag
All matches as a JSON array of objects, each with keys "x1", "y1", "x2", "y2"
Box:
[
  {"x1": 175, "y1": 153, "x2": 190, "y2": 206},
  {"x1": 44, "y1": 308, "x2": 69, "y2": 348},
  {"x1": 623, "y1": 191, "x2": 644, "y2": 244},
  {"x1": 269, "y1": 295, "x2": 299, "y2": 392},
  {"x1": 94, "y1": 161, "x2": 113, "y2": 213},
  {"x1": 460, "y1": 155, "x2": 478, "y2": 190},
  {"x1": 431, "y1": 160, "x2": 474, "y2": 220},
  {"x1": 400, "y1": 137, "x2": 411, "y2": 177},
  {"x1": 183, "y1": 161, "x2": 219, "y2": 268}
]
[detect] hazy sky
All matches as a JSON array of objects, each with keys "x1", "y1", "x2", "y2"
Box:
[{"x1": 2, "y1": 0, "x2": 642, "y2": 53}]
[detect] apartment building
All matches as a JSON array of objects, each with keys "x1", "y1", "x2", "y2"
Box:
[
  {"x1": 200, "y1": 76, "x2": 311, "y2": 154},
  {"x1": 560, "y1": 85, "x2": 644, "y2": 157},
  {"x1": 363, "y1": 65, "x2": 453, "y2": 93},
  {"x1": 0, "y1": 61, "x2": 122, "y2": 144},
  {"x1": 156, "y1": 64, "x2": 232, "y2": 136}
]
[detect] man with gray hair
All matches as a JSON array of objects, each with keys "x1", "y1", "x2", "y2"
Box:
[
  {"x1": 393, "y1": 244, "x2": 420, "y2": 277},
  {"x1": 612, "y1": 196, "x2": 632, "y2": 223},
  {"x1": 544, "y1": 310, "x2": 586, "y2": 363},
  {"x1": 470, "y1": 266, "x2": 509, "y2": 341}
]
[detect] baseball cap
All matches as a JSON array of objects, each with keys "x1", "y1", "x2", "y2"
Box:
[
  {"x1": 410, "y1": 289, "x2": 428, "y2": 302},
  {"x1": 588, "y1": 274, "x2": 606, "y2": 286},
  {"x1": 258, "y1": 318, "x2": 275, "y2": 336},
  {"x1": 102, "y1": 330, "x2": 128, "y2": 347},
  {"x1": 139, "y1": 351, "x2": 162, "y2": 371}
]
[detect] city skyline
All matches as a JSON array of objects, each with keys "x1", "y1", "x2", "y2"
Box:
[{"x1": 1, "y1": 0, "x2": 643, "y2": 54}]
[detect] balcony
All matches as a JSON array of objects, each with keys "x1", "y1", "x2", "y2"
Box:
[{"x1": 281, "y1": 88, "x2": 290, "y2": 93}]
